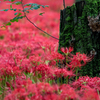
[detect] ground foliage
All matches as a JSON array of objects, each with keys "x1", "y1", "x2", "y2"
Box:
[{"x1": 0, "y1": 0, "x2": 100, "y2": 100}]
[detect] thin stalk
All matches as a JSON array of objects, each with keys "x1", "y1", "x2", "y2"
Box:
[
  {"x1": 66, "y1": 76, "x2": 69, "y2": 84},
  {"x1": 75, "y1": 67, "x2": 79, "y2": 80}
]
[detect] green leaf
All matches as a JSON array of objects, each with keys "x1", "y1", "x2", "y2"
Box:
[
  {"x1": 13, "y1": 9, "x2": 17, "y2": 11},
  {"x1": 10, "y1": 19, "x2": 14, "y2": 22},
  {"x1": 39, "y1": 12, "x2": 45, "y2": 16},
  {"x1": 23, "y1": 8, "x2": 29, "y2": 12},
  {"x1": 10, "y1": 4, "x2": 12, "y2": 9},
  {"x1": 18, "y1": 9, "x2": 21, "y2": 11},
  {"x1": 13, "y1": 17, "x2": 18, "y2": 22},
  {"x1": 1, "y1": 26, "x2": 6, "y2": 28},
  {"x1": 0, "y1": 86, "x2": 3, "y2": 95},
  {"x1": 4, "y1": 9, "x2": 9, "y2": 11},
  {"x1": 23, "y1": 3, "x2": 48, "y2": 11},
  {"x1": 6, "y1": 22, "x2": 11, "y2": 26},
  {"x1": 11, "y1": 0, "x2": 15, "y2": 2},
  {"x1": 10, "y1": 18, "x2": 17, "y2": 22},
  {"x1": 4, "y1": 0, "x2": 14, "y2": 1},
  {"x1": 15, "y1": 19, "x2": 18, "y2": 22},
  {"x1": 0, "y1": 9, "x2": 9, "y2": 11},
  {"x1": 17, "y1": 13, "x2": 22, "y2": 16},
  {"x1": 24, "y1": 3, "x2": 33, "y2": 7},
  {"x1": 10, "y1": 8, "x2": 13, "y2": 10},
  {"x1": 32, "y1": 79, "x2": 35, "y2": 83},
  {"x1": 41, "y1": 5, "x2": 45, "y2": 8},
  {"x1": 14, "y1": 1, "x2": 21, "y2": 5},
  {"x1": 31, "y1": 3, "x2": 38, "y2": 7},
  {"x1": 26, "y1": 11, "x2": 29, "y2": 13},
  {"x1": 33, "y1": 5, "x2": 40, "y2": 10},
  {"x1": 14, "y1": 12, "x2": 18, "y2": 15}
]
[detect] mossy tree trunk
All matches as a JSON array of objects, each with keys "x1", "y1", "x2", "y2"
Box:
[{"x1": 59, "y1": 0, "x2": 100, "y2": 77}]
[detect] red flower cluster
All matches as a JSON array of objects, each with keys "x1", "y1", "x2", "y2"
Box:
[
  {"x1": 0, "y1": 0, "x2": 99, "y2": 100},
  {"x1": 61, "y1": 46, "x2": 73, "y2": 55},
  {"x1": 54, "y1": 68, "x2": 74, "y2": 78},
  {"x1": 0, "y1": 64, "x2": 21, "y2": 77},
  {"x1": 68, "y1": 52, "x2": 92, "y2": 68}
]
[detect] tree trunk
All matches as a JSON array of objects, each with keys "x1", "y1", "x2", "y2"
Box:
[{"x1": 59, "y1": 0, "x2": 100, "y2": 77}]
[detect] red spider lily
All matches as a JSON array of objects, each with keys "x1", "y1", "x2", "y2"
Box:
[
  {"x1": 42, "y1": 94, "x2": 59, "y2": 100},
  {"x1": 46, "y1": 51, "x2": 64, "y2": 61},
  {"x1": 80, "y1": 86, "x2": 99, "y2": 100},
  {"x1": 69, "y1": 52, "x2": 92, "y2": 63},
  {"x1": 68, "y1": 52, "x2": 92, "y2": 68},
  {"x1": 54, "y1": 68, "x2": 74, "y2": 78},
  {"x1": 0, "y1": 65, "x2": 22, "y2": 77},
  {"x1": 4, "y1": 88, "x2": 28, "y2": 100},
  {"x1": 61, "y1": 46, "x2": 73, "y2": 55},
  {"x1": 0, "y1": 0, "x2": 99, "y2": 100},
  {"x1": 5, "y1": 81, "x2": 78, "y2": 100},
  {"x1": 68, "y1": 59, "x2": 83, "y2": 68},
  {"x1": 29, "y1": 55, "x2": 42, "y2": 66},
  {"x1": 34, "y1": 64, "x2": 54, "y2": 80},
  {"x1": 12, "y1": 79, "x2": 32, "y2": 89},
  {"x1": 59, "y1": 84, "x2": 79, "y2": 100},
  {"x1": 72, "y1": 76, "x2": 100, "y2": 92},
  {"x1": 5, "y1": 80, "x2": 100, "y2": 100}
]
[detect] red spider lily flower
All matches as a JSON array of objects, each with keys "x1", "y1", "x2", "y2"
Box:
[
  {"x1": 80, "y1": 86, "x2": 99, "y2": 100},
  {"x1": 70, "y1": 52, "x2": 92, "y2": 63},
  {"x1": 60, "y1": 84, "x2": 78, "y2": 100},
  {"x1": 43, "y1": 94, "x2": 59, "y2": 100},
  {"x1": 50, "y1": 51, "x2": 65, "y2": 60},
  {"x1": 4, "y1": 88, "x2": 28, "y2": 100},
  {"x1": 61, "y1": 46, "x2": 73, "y2": 54},
  {"x1": 72, "y1": 76, "x2": 100, "y2": 91},
  {"x1": 37, "y1": 82, "x2": 54, "y2": 93},
  {"x1": 12, "y1": 78, "x2": 32, "y2": 90},
  {"x1": 0, "y1": 65, "x2": 22, "y2": 77},
  {"x1": 34, "y1": 64, "x2": 54, "y2": 80},
  {"x1": 68, "y1": 52, "x2": 92, "y2": 68},
  {"x1": 68, "y1": 59, "x2": 82, "y2": 68},
  {"x1": 54, "y1": 68, "x2": 74, "y2": 78}
]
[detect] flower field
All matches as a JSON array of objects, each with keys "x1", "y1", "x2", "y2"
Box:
[{"x1": 0, "y1": 0, "x2": 100, "y2": 100}]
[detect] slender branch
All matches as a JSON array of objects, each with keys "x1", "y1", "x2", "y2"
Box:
[
  {"x1": 21, "y1": 0, "x2": 59, "y2": 40},
  {"x1": 63, "y1": 0, "x2": 65, "y2": 9}
]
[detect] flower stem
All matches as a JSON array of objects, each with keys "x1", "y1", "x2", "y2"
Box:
[{"x1": 76, "y1": 67, "x2": 79, "y2": 81}]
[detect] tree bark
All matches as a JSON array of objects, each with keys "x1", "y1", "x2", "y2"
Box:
[{"x1": 59, "y1": 0, "x2": 100, "y2": 77}]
